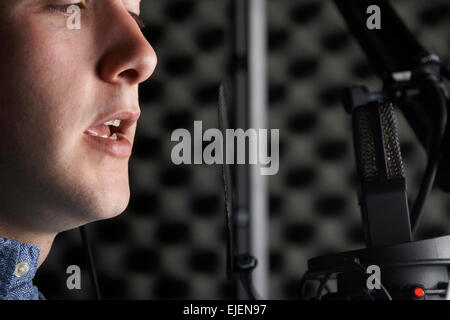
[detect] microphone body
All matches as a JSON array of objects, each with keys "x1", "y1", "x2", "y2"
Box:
[{"x1": 352, "y1": 101, "x2": 411, "y2": 247}]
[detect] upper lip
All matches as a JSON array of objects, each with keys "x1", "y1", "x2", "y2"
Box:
[{"x1": 85, "y1": 109, "x2": 141, "y2": 136}]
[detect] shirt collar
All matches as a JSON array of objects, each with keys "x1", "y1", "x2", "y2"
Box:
[{"x1": 0, "y1": 237, "x2": 40, "y2": 297}]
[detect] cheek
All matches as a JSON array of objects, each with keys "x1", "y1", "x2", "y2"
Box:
[
  {"x1": 0, "y1": 22, "x2": 91, "y2": 126},
  {"x1": 0, "y1": 26, "x2": 94, "y2": 175},
  {"x1": 0, "y1": 14, "x2": 91, "y2": 104}
]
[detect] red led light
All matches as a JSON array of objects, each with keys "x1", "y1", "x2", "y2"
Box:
[{"x1": 414, "y1": 287, "x2": 424, "y2": 298}]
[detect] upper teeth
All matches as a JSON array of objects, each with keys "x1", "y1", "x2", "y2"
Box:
[{"x1": 104, "y1": 120, "x2": 121, "y2": 127}]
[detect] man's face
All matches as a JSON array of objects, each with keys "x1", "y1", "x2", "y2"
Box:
[{"x1": 0, "y1": 0, "x2": 156, "y2": 232}]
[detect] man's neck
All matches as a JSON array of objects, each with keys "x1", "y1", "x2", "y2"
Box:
[{"x1": 0, "y1": 224, "x2": 56, "y2": 268}]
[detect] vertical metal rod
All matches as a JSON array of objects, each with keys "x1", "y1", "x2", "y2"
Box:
[{"x1": 248, "y1": 0, "x2": 268, "y2": 299}]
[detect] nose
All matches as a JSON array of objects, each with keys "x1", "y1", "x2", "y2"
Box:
[{"x1": 97, "y1": 5, "x2": 157, "y2": 86}]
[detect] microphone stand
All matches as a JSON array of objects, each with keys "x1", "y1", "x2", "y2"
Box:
[{"x1": 300, "y1": 0, "x2": 450, "y2": 300}]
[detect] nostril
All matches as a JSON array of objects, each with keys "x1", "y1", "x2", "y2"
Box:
[{"x1": 118, "y1": 69, "x2": 139, "y2": 82}]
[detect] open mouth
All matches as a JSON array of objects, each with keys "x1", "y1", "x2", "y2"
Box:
[
  {"x1": 86, "y1": 119, "x2": 122, "y2": 140},
  {"x1": 83, "y1": 111, "x2": 140, "y2": 158}
]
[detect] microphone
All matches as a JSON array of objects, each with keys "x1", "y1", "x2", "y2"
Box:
[
  {"x1": 349, "y1": 98, "x2": 412, "y2": 247},
  {"x1": 300, "y1": 95, "x2": 450, "y2": 300},
  {"x1": 299, "y1": 1, "x2": 450, "y2": 300},
  {"x1": 335, "y1": 0, "x2": 450, "y2": 192}
]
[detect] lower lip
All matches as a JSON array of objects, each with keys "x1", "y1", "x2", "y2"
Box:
[{"x1": 83, "y1": 133, "x2": 132, "y2": 158}]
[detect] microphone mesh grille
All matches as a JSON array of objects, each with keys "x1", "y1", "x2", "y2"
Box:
[
  {"x1": 355, "y1": 107, "x2": 378, "y2": 180},
  {"x1": 380, "y1": 102, "x2": 405, "y2": 179},
  {"x1": 354, "y1": 102, "x2": 404, "y2": 181}
]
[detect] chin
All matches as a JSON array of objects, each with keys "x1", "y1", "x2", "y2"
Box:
[
  {"x1": 76, "y1": 180, "x2": 131, "y2": 224},
  {"x1": 82, "y1": 161, "x2": 132, "y2": 221},
  {"x1": 98, "y1": 186, "x2": 131, "y2": 220}
]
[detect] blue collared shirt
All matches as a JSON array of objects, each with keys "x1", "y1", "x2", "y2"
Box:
[{"x1": 0, "y1": 237, "x2": 45, "y2": 300}]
